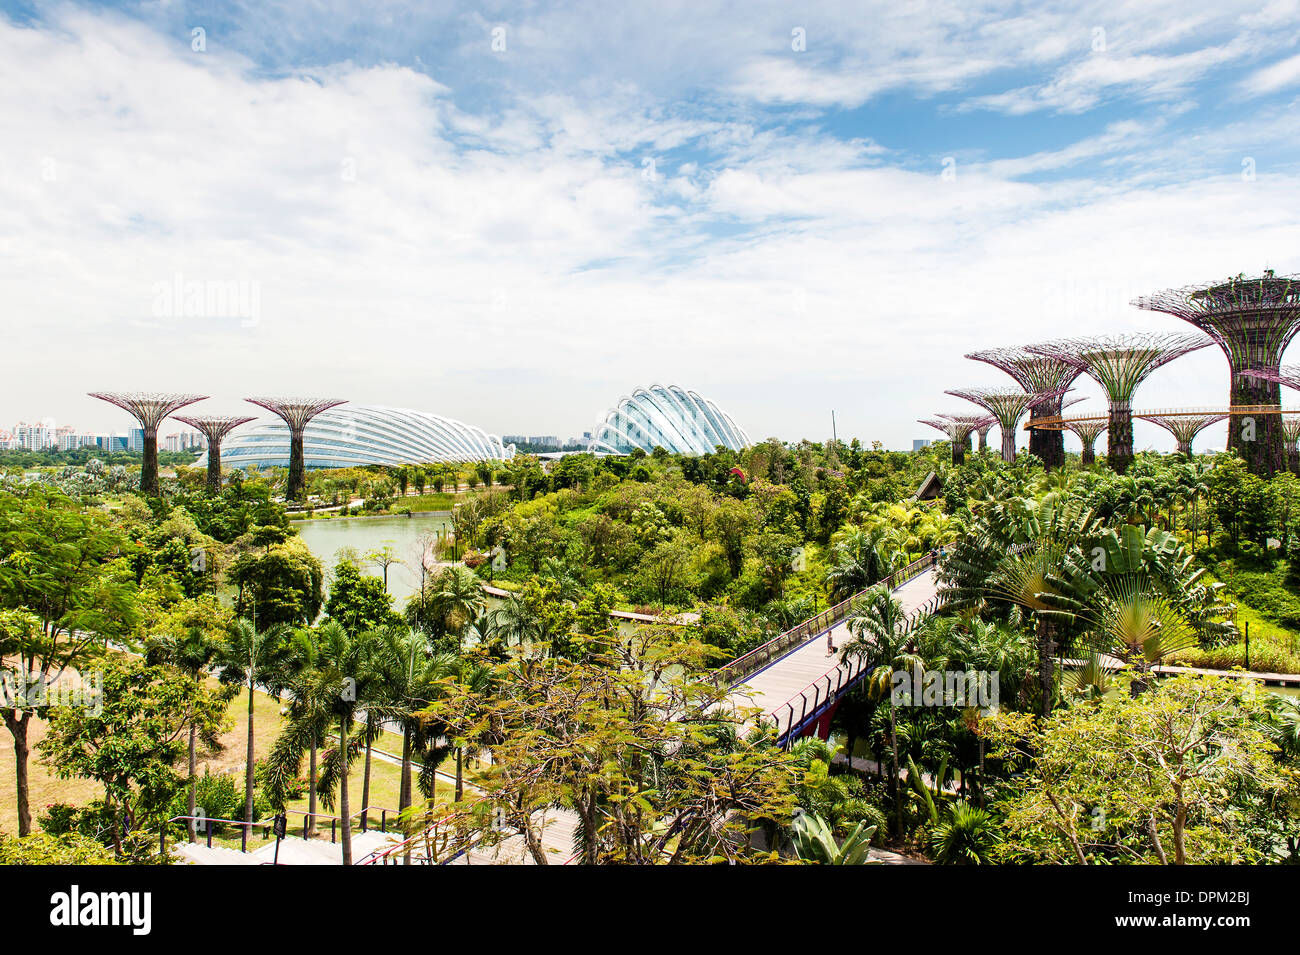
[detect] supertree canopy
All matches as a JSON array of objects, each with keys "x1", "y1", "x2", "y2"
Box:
[
  {"x1": 246, "y1": 397, "x2": 347, "y2": 501},
  {"x1": 965, "y1": 348, "x2": 1083, "y2": 470},
  {"x1": 88, "y1": 392, "x2": 207, "y2": 496},
  {"x1": 1028, "y1": 333, "x2": 1208, "y2": 474},
  {"x1": 1134, "y1": 411, "x2": 1227, "y2": 457},
  {"x1": 919, "y1": 414, "x2": 992, "y2": 465},
  {"x1": 945, "y1": 387, "x2": 1064, "y2": 464},
  {"x1": 1134, "y1": 272, "x2": 1300, "y2": 476},
  {"x1": 173, "y1": 414, "x2": 255, "y2": 494},
  {"x1": 1243, "y1": 364, "x2": 1300, "y2": 393}
]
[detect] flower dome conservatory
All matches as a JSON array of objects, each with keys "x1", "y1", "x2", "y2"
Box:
[
  {"x1": 588, "y1": 384, "x2": 751, "y2": 455},
  {"x1": 210, "y1": 405, "x2": 515, "y2": 471}
]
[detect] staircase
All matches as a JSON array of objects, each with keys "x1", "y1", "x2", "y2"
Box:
[{"x1": 171, "y1": 829, "x2": 397, "y2": 866}]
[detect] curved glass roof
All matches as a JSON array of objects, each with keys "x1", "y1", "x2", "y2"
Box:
[
  {"x1": 588, "y1": 384, "x2": 750, "y2": 455},
  {"x1": 208, "y1": 405, "x2": 515, "y2": 470}
]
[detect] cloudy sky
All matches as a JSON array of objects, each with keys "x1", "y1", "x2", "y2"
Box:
[{"x1": 3, "y1": 1, "x2": 1299, "y2": 452}]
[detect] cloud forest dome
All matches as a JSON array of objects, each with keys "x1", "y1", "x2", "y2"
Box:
[
  {"x1": 211, "y1": 405, "x2": 515, "y2": 470},
  {"x1": 588, "y1": 384, "x2": 751, "y2": 455}
]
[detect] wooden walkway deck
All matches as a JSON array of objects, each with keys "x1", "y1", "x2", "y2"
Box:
[{"x1": 729, "y1": 569, "x2": 940, "y2": 722}]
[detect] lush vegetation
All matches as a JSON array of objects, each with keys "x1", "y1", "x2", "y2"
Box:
[{"x1": 2, "y1": 441, "x2": 1299, "y2": 865}]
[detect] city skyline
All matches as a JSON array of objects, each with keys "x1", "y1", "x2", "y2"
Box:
[{"x1": 3, "y1": 2, "x2": 1300, "y2": 451}]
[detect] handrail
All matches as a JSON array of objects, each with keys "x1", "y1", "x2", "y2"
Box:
[
  {"x1": 716, "y1": 552, "x2": 937, "y2": 687},
  {"x1": 767, "y1": 586, "x2": 950, "y2": 746},
  {"x1": 159, "y1": 814, "x2": 273, "y2": 855},
  {"x1": 160, "y1": 804, "x2": 403, "y2": 857},
  {"x1": 356, "y1": 809, "x2": 476, "y2": 866}
]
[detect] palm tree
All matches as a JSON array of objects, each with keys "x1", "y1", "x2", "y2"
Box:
[
  {"x1": 144, "y1": 620, "x2": 227, "y2": 842},
  {"x1": 1044, "y1": 525, "x2": 1235, "y2": 695},
  {"x1": 823, "y1": 526, "x2": 899, "y2": 602},
  {"x1": 489, "y1": 592, "x2": 543, "y2": 648},
  {"x1": 842, "y1": 587, "x2": 925, "y2": 834},
  {"x1": 214, "y1": 618, "x2": 293, "y2": 828},
  {"x1": 271, "y1": 627, "x2": 327, "y2": 836},
  {"x1": 266, "y1": 621, "x2": 385, "y2": 864},
  {"x1": 428, "y1": 565, "x2": 487, "y2": 647},
  {"x1": 943, "y1": 495, "x2": 1103, "y2": 716},
  {"x1": 371, "y1": 628, "x2": 459, "y2": 824}
]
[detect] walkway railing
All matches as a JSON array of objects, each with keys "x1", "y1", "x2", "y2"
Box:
[
  {"x1": 356, "y1": 809, "x2": 479, "y2": 866},
  {"x1": 715, "y1": 553, "x2": 937, "y2": 687},
  {"x1": 158, "y1": 804, "x2": 401, "y2": 858},
  {"x1": 767, "y1": 587, "x2": 949, "y2": 747}
]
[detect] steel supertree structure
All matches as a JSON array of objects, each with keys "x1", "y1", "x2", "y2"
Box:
[
  {"x1": 1134, "y1": 411, "x2": 1227, "y2": 457},
  {"x1": 1062, "y1": 417, "x2": 1108, "y2": 466},
  {"x1": 88, "y1": 392, "x2": 207, "y2": 496},
  {"x1": 1242, "y1": 369, "x2": 1300, "y2": 475},
  {"x1": 1029, "y1": 333, "x2": 1209, "y2": 474},
  {"x1": 173, "y1": 414, "x2": 256, "y2": 494},
  {"x1": 1134, "y1": 272, "x2": 1300, "y2": 476},
  {"x1": 965, "y1": 348, "x2": 1084, "y2": 470},
  {"x1": 246, "y1": 397, "x2": 347, "y2": 501},
  {"x1": 945, "y1": 388, "x2": 1064, "y2": 463},
  {"x1": 974, "y1": 419, "x2": 994, "y2": 453},
  {"x1": 919, "y1": 414, "x2": 992, "y2": 465},
  {"x1": 1283, "y1": 414, "x2": 1300, "y2": 475}
]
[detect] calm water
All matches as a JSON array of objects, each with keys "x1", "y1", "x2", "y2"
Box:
[
  {"x1": 294, "y1": 512, "x2": 452, "y2": 605},
  {"x1": 293, "y1": 511, "x2": 647, "y2": 635}
]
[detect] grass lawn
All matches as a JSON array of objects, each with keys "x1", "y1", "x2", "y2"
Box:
[{"x1": 1173, "y1": 560, "x2": 1300, "y2": 674}]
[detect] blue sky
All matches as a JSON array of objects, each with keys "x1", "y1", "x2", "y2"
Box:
[{"x1": 2, "y1": 0, "x2": 1299, "y2": 451}]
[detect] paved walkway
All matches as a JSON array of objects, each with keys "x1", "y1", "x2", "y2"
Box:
[{"x1": 729, "y1": 569, "x2": 939, "y2": 723}]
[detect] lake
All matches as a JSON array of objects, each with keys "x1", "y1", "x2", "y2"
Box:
[{"x1": 293, "y1": 512, "x2": 452, "y2": 605}]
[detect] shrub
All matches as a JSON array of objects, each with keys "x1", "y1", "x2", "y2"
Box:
[
  {"x1": 0, "y1": 832, "x2": 118, "y2": 865},
  {"x1": 1172, "y1": 642, "x2": 1300, "y2": 675}
]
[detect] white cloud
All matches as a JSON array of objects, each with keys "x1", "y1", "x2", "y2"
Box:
[
  {"x1": 2, "y1": 5, "x2": 1299, "y2": 456},
  {"x1": 1241, "y1": 52, "x2": 1300, "y2": 96}
]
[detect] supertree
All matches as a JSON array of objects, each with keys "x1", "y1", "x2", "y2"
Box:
[
  {"x1": 88, "y1": 392, "x2": 207, "y2": 496},
  {"x1": 1283, "y1": 414, "x2": 1300, "y2": 476},
  {"x1": 1061, "y1": 416, "x2": 1109, "y2": 466},
  {"x1": 965, "y1": 348, "x2": 1084, "y2": 470},
  {"x1": 1242, "y1": 368, "x2": 1300, "y2": 475},
  {"x1": 974, "y1": 419, "x2": 994, "y2": 453},
  {"x1": 173, "y1": 414, "x2": 256, "y2": 494},
  {"x1": 945, "y1": 388, "x2": 1065, "y2": 463},
  {"x1": 1134, "y1": 411, "x2": 1227, "y2": 457},
  {"x1": 1134, "y1": 272, "x2": 1300, "y2": 476},
  {"x1": 919, "y1": 414, "x2": 992, "y2": 466},
  {"x1": 1029, "y1": 333, "x2": 1209, "y2": 474},
  {"x1": 245, "y1": 397, "x2": 347, "y2": 501}
]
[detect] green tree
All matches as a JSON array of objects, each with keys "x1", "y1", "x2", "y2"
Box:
[
  {"x1": 0, "y1": 487, "x2": 140, "y2": 835},
  {"x1": 987, "y1": 675, "x2": 1296, "y2": 864},
  {"x1": 265, "y1": 621, "x2": 386, "y2": 865},
  {"x1": 215, "y1": 618, "x2": 294, "y2": 827},
  {"x1": 228, "y1": 536, "x2": 323, "y2": 627},
  {"x1": 324, "y1": 559, "x2": 401, "y2": 634},
  {"x1": 38, "y1": 657, "x2": 228, "y2": 858},
  {"x1": 143, "y1": 596, "x2": 235, "y2": 841},
  {"x1": 428, "y1": 628, "x2": 797, "y2": 864}
]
